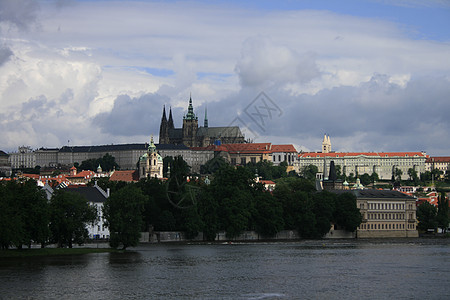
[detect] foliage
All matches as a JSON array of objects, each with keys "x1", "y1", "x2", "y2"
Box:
[
  {"x1": 253, "y1": 192, "x2": 284, "y2": 237},
  {"x1": 103, "y1": 184, "x2": 146, "y2": 249},
  {"x1": 79, "y1": 153, "x2": 119, "y2": 172},
  {"x1": 49, "y1": 190, "x2": 97, "y2": 248},
  {"x1": 301, "y1": 164, "x2": 319, "y2": 181},
  {"x1": 436, "y1": 193, "x2": 449, "y2": 233},
  {"x1": 244, "y1": 160, "x2": 287, "y2": 180},
  {"x1": 200, "y1": 156, "x2": 228, "y2": 174},
  {"x1": 0, "y1": 180, "x2": 49, "y2": 249},
  {"x1": 334, "y1": 192, "x2": 362, "y2": 232},
  {"x1": 416, "y1": 202, "x2": 437, "y2": 231}
]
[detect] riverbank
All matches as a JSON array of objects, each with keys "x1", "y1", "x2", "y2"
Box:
[{"x1": 0, "y1": 247, "x2": 117, "y2": 258}]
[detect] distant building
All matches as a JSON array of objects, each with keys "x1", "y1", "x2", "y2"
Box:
[
  {"x1": 9, "y1": 146, "x2": 36, "y2": 169},
  {"x1": 0, "y1": 150, "x2": 11, "y2": 176},
  {"x1": 159, "y1": 95, "x2": 246, "y2": 147},
  {"x1": 64, "y1": 182, "x2": 110, "y2": 239},
  {"x1": 139, "y1": 136, "x2": 163, "y2": 179},
  {"x1": 426, "y1": 156, "x2": 450, "y2": 177},
  {"x1": 297, "y1": 135, "x2": 428, "y2": 180}
]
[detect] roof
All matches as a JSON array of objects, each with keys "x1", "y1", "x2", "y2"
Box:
[
  {"x1": 65, "y1": 185, "x2": 108, "y2": 203},
  {"x1": 331, "y1": 189, "x2": 416, "y2": 200},
  {"x1": 109, "y1": 170, "x2": 139, "y2": 182},
  {"x1": 197, "y1": 126, "x2": 244, "y2": 139},
  {"x1": 156, "y1": 143, "x2": 190, "y2": 150},
  {"x1": 426, "y1": 157, "x2": 450, "y2": 163},
  {"x1": 271, "y1": 144, "x2": 297, "y2": 153},
  {"x1": 0, "y1": 150, "x2": 8, "y2": 157},
  {"x1": 59, "y1": 143, "x2": 148, "y2": 153},
  {"x1": 168, "y1": 128, "x2": 183, "y2": 139},
  {"x1": 299, "y1": 152, "x2": 428, "y2": 159},
  {"x1": 259, "y1": 180, "x2": 276, "y2": 185}
]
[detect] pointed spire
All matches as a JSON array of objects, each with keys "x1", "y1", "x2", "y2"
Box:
[
  {"x1": 161, "y1": 105, "x2": 167, "y2": 122},
  {"x1": 149, "y1": 135, "x2": 156, "y2": 153},
  {"x1": 168, "y1": 106, "x2": 174, "y2": 129},
  {"x1": 204, "y1": 105, "x2": 208, "y2": 128},
  {"x1": 185, "y1": 93, "x2": 197, "y2": 120}
]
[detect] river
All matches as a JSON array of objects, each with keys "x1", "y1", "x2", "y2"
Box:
[{"x1": 1, "y1": 239, "x2": 449, "y2": 299}]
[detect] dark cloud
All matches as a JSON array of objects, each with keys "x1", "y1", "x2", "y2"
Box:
[
  {"x1": 0, "y1": 0, "x2": 40, "y2": 30},
  {"x1": 94, "y1": 93, "x2": 171, "y2": 136},
  {"x1": 0, "y1": 46, "x2": 13, "y2": 66}
]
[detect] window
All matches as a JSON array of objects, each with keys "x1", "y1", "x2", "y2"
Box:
[
  {"x1": 240, "y1": 157, "x2": 246, "y2": 165},
  {"x1": 251, "y1": 157, "x2": 256, "y2": 164}
]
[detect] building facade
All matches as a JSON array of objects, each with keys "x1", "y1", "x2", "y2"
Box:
[
  {"x1": 296, "y1": 135, "x2": 428, "y2": 180},
  {"x1": 353, "y1": 189, "x2": 418, "y2": 238},
  {"x1": 426, "y1": 157, "x2": 450, "y2": 177},
  {"x1": 139, "y1": 137, "x2": 163, "y2": 179}
]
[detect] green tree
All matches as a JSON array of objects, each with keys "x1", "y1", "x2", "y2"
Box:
[
  {"x1": 359, "y1": 173, "x2": 372, "y2": 186},
  {"x1": 416, "y1": 202, "x2": 437, "y2": 231},
  {"x1": 253, "y1": 192, "x2": 284, "y2": 237},
  {"x1": 197, "y1": 187, "x2": 219, "y2": 241},
  {"x1": 103, "y1": 184, "x2": 146, "y2": 249},
  {"x1": 436, "y1": 193, "x2": 449, "y2": 233},
  {"x1": 49, "y1": 190, "x2": 97, "y2": 248},
  {"x1": 301, "y1": 164, "x2": 318, "y2": 181},
  {"x1": 200, "y1": 156, "x2": 228, "y2": 174},
  {"x1": 334, "y1": 192, "x2": 362, "y2": 232},
  {"x1": 79, "y1": 153, "x2": 119, "y2": 172},
  {"x1": 312, "y1": 191, "x2": 336, "y2": 237},
  {"x1": 0, "y1": 182, "x2": 22, "y2": 249}
]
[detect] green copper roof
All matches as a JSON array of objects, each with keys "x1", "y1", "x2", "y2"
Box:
[{"x1": 184, "y1": 95, "x2": 197, "y2": 120}]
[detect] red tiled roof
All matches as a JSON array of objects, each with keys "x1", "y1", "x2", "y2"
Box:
[
  {"x1": 426, "y1": 157, "x2": 450, "y2": 163},
  {"x1": 259, "y1": 180, "x2": 276, "y2": 185},
  {"x1": 109, "y1": 170, "x2": 139, "y2": 182},
  {"x1": 298, "y1": 152, "x2": 428, "y2": 158},
  {"x1": 271, "y1": 144, "x2": 297, "y2": 153}
]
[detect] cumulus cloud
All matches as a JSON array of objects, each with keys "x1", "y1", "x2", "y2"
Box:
[
  {"x1": 235, "y1": 37, "x2": 320, "y2": 89},
  {"x1": 94, "y1": 93, "x2": 171, "y2": 136}
]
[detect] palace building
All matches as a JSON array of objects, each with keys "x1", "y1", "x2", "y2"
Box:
[
  {"x1": 159, "y1": 95, "x2": 245, "y2": 147},
  {"x1": 296, "y1": 134, "x2": 429, "y2": 180}
]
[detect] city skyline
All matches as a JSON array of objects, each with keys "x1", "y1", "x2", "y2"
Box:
[{"x1": 1, "y1": 0, "x2": 449, "y2": 155}]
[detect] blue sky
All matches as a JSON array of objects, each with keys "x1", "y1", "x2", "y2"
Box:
[{"x1": 1, "y1": 0, "x2": 450, "y2": 155}]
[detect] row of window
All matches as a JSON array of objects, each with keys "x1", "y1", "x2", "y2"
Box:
[
  {"x1": 359, "y1": 223, "x2": 415, "y2": 230},
  {"x1": 366, "y1": 203, "x2": 405, "y2": 210},
  {"x1": 367, "y1": 213, "x2": 406, "y2": 220}
]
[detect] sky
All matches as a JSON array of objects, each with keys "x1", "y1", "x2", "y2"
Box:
[{"x1": 1, "y1": 0, "x2": 450, "y2": 155}]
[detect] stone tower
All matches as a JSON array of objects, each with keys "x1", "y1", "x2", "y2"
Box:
[
  {"x1": 182, "y1": 95, "x2": 198, "y2": 147},
  {"x1": 322, "y1": 134, "x2": 331, "y2": 153}
]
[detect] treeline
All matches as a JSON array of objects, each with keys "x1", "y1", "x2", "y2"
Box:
[
  {"x1": 98, "y1": 159, "x2": 362, "y2": 248},
  {"x1": 0, "y1": 180, "x2": 97, "y2": 250},
  {"x1": 1, "y1": 158, "x2": 362, "y2": 250}
]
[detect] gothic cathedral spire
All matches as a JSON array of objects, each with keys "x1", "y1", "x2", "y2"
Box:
[
  {"x1": 159, "y1": 105, "x2": 169, "y2": 144},
  {"x1": 204, "y1": 105, "x2": 208, "y2": 128},
  {"x1": 168, "y1": 106, "x2": 174, "y2": 129}
]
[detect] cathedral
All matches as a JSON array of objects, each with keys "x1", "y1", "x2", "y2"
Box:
[{"x1": 159, "y1": 95, "x2": 245, "y2": 147}]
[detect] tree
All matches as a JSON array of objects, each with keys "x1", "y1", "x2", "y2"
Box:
[
  {"x1": 416, "y1": 202, "x2": 437, "y2": 232},
  {"x1": 49, "y1": 190, "x2": 97, "y2": 248},
  {"x1": 436, "y1": 193, "x2": 449, "y2": 233},
  {"x1": 334, "y1": 192, "x2": 362, "y2": 232},
  {"x1": 253, "y1": 192, "x2": 284, "y2": 237},
  {"x1": 103, "y1": 184, "x2": 146, "y2": 249},
  {"x1": 0, "y1": 182, "x2": 22, "y2": 249},
  {"x1": 359, "y1": 173, "x2": 372, "y2": 186},
  {"x1": 301, "y1": 164, "x2": 318, "y2": 181},
  {"x1": 200, "y1": 156, "x2": 228, "y2": 174},
  {"x1": 407, "y1": 168, "x2": 419, "y2": 185},
  {"x1": 79, "y1": 153, "x2": 119, "y2": 172}
]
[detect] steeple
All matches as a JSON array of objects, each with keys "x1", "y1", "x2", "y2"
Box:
[
  {"x1": 159, "y1": 105, "x2": 169, "y2": 144},
  {"x1": 204, "y1": 105, "x2": 208, "y2": 128},
  {"x1": 149, "y1": 135, "x2": 156, "y2": 153},
  {"x1": 184, "y1": 94, "x2": 197, "y2": 120},
  {"x1": 168, "y1": 106, "x2": 174, "y2": 129},
  {"x1": 161, "y1": 105, "x2": 167, "y2": 122}
]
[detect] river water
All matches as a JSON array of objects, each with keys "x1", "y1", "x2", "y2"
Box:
[{"x1": 1, "y1": 239, "x2": 449, "y2": 299}]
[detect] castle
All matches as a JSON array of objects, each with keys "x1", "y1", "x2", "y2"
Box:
[{"x1": 159, "y1": 95, "x2": 245, "y2": 147}]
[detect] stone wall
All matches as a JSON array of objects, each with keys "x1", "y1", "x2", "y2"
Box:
[{"x1": 357, "y1": 230, "x2": 419, "y2": 238}]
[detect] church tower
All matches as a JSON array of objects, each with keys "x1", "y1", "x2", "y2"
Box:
[
  {"x1": 168, "y1": 106, "x2": 174, "y2": 130},
  {"x1": 159, "y1": 106, "x2": 169, "y2": 144},
  {"x1": 182, "y1": 95, "x2": 198, "y2": 147},
  {"x1": 322, "y1": 134, "x2": 331, "y2": 153}
]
